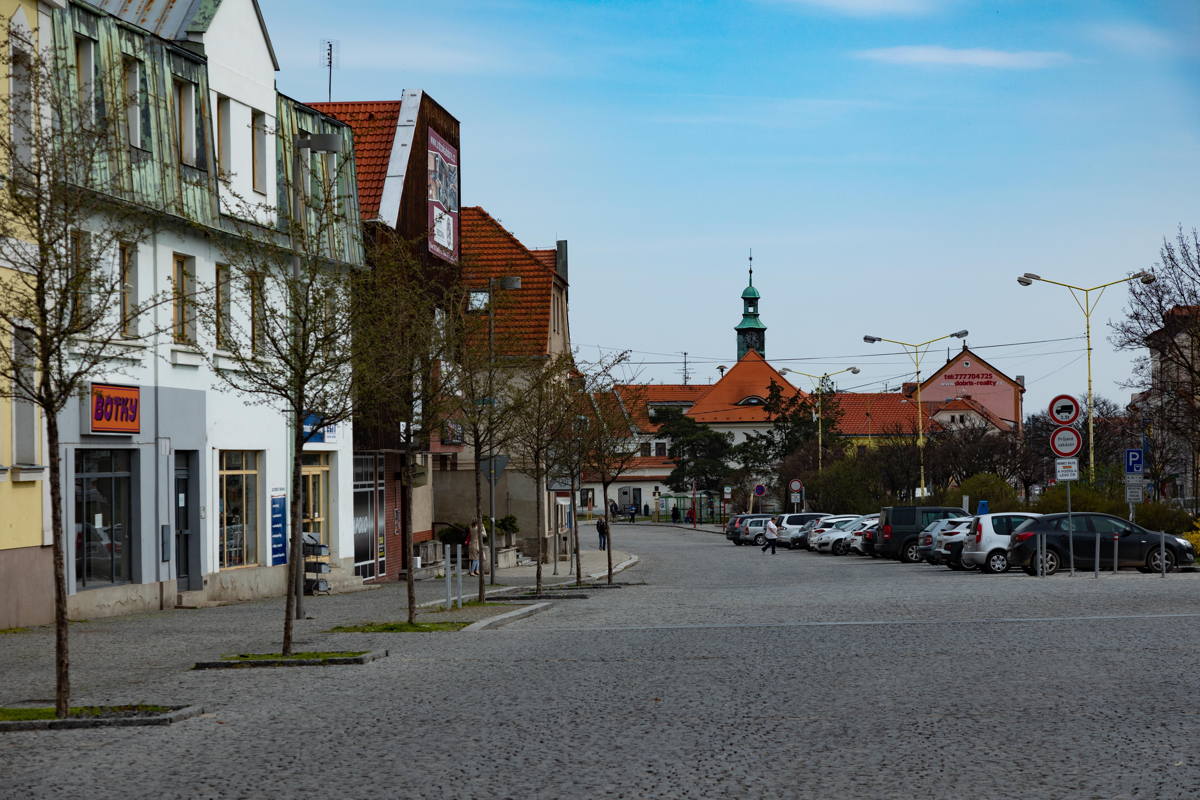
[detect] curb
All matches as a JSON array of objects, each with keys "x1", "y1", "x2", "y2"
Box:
[
  {"x1": 463, "y1": 602, "x2": 551, "y2": 631},
  {"x1": 193, "y1": 649, "x2": 388, "y2": 670},
  {"x1": 0, "y1": 704, "x2": 204, "y2": 732},
  {"x1": 586, "y1": 554, "x2": 640, "y2": 581}
]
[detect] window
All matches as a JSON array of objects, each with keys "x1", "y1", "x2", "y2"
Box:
[
  {"x1": 219, "y1": 451, "x2": 259, "y2": 568},
  {"x1": 75, "y1": 450, "x2": 133, "y2": 589},
  {"x1": 353, "y1": 454, "x2": 385, "y2": 579},
  {"x1": 173, "y1": 79, "x2": 203, "y2": 167},
  {"x1": 655, "y1": 442, "x2": 666, "y2": 457},
  {"x1": 435, "y1": 453, "x2": 457, "y2": 471},
  {"x1": 249, "y1": 273, "x2": 265, "y2": 353},
  {"x1": 251, "y1": 110, "x2": 266, "y2": 193},
  {"x1": 171, "y1": 254, "x2": 194, "y2": 343},
  {"x1": 468, "y1": 291, "x2": 489, "y2": 311},
  {"x1": 119, "y1": 243, "x2": 136, "y2": 338},
  {"x1": 215, "y1": 263, "x2": 231, "y2": 348},
  {"x1": 640, "y1": 442, "x2": 651, "y2": 457},
  {"x1": 123, "y1": 58, "x2": 150, "y2": 150},
  {"x1": 69, "y1": 230, "x2": 91, "y2": 325},
  {"x1": 10, "y1": 39, "x2": 32, "y2": 175},
  {"x1": 74, "y1": 36, "x2": 95, "y2": 121},
  {"x1": 12, "y1": 328, "x2": 36, "y2": 465},
  {"x1": 215, "y1": 95, "x2": 231, "y2": 176}
]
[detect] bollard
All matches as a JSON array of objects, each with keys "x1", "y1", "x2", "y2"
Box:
[
  {"x1": 1113, "y1": 533, "x2": 1118, "y2": 575},
  {"x1": 1037, "y1": 532, "x2": 1043, "y2": 578},
  {"x1": 444, "y1": 544, "x2": 452, "y2": 610},
  {"x1": 1093, "y1": 533, "x2": 1099, "y2": 579},
  {"x1": 1161, "y1": 533, "x2": 1167, "y2": 578},
  {"x1": 455, "y1": 543, "x2": 463, "y2": 608}
]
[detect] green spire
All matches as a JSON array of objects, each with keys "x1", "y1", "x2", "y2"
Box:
[{"x1": 735, "y1": 254, "x2": 765, "y2": 359}]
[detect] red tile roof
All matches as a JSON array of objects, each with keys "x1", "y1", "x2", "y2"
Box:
[
  {"x1": 832, "y1": 393, "x2": 942, "y2": 437},
  {"x1": 686, "y1": 350, "x2": 804, "y2": 424},
  {"x1": 530, "y1": 249, "x2": 556, "y2": 271},
  {"x1": 615, "y1": 383, "x2": 711, "y2": 433},
  {"x1": 461, "y1": 206, "x2": 558, "y2": 357},
  {"x1": 308, "y1": 101, "x2": 401, "y2": 221}
]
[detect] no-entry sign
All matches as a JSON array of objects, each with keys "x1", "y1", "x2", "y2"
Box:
[{"x1": 1050, "y1": 426, "x2": 1083, "y2": 458}]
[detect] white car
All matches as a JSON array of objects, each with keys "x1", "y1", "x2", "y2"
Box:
[
  {"x1": 962, "y1": 512, "x2": 1041, "y2": 573},
  {"x1": 820, "y1": 515, "x2": 877, "y2": 555},
  {"x1": 932, "y1": 517, "x2": 975, "y2": 570},
  {"x1": 850, "y1": 522, "x2": 877, "y2": 555},
  {"x1": 804, "y1": 515, "x2": 858, "y2": 551}
]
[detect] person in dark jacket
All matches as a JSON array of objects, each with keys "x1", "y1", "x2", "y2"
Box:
[
  {"x1": 596, "y1": 517, "x2": 609, "y2": 550},
  {"x1": 671, "y1": 506, "x2": 680, "y2": 524}
]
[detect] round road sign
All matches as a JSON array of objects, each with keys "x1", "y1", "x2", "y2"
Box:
[
  {"x1": 788, "y1": 478, "x2": 803, "y2": 492},
  {"x1": 1048, "y1": 394, "x2": 1081, "y2": 426},
  {"x1": 753, "y1": 484, "x2": 767, "y2": 497},
  {"x1": 1050, "y1": 426, "x2": 1083, "y2": 458}
]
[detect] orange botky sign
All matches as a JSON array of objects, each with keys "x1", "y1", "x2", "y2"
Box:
[{"x1": 90, "y1": 383, "x2": 141, "y2": 434}]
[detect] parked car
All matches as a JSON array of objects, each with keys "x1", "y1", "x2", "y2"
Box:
[
  {"x1": 962, "y1": 512, "x2": 1041, "y2": 573},
  {"x1": 915, "y1": 517, "x2": 964, "y2": 565},
  {"x1": 803, "y1": 515, "x2": 859, "y2": 551},
  {"x1": 726, "y1": 514, "x2": 771, "y2": 545},
  {"x1": 850, "y1": 522, "x2": 877, "y2": 555},
  {"x1": 821, "y1": 515, "x2": 877, "y2": 555},
  {"x1": 738, "y1": 516, "x2": 774, "y2": 546},
  {"x1": 776, "y1": 513, "x2": 831, "y2": 549},
  {"x1": 876, "y1": 506, "x2": 965, "y2": 562},
  {"x1": 1008, "y1": 512, "x2": 1196, "y2": 576},
  {"x1": 931, "y1": 517, "x2": 976, "y2": 570}
]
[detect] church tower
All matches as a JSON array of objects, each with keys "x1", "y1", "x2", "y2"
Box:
[{"x1": 735, "y1": 259, "x2": 766, "y2": 360}]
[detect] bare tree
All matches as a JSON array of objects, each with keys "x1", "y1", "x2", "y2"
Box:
[
  {"x1": 0, "y1": 30, "x2": 167, "y2": 716},
  {"x1": 504, "y1": 351, "x2": 575, "y2": 595}
]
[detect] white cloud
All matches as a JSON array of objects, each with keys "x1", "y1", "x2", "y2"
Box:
[
  {"x1": 854, "y1": 45, "x2": 1073, "y2": 69},
  {"x1": 1085, "y1": 22, "x2": 1174, "y2": 56},
  {"x1": 770, "y1": 0, "x2": 947, "y2": 16}
]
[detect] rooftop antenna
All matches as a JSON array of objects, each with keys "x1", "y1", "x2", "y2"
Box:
[
  {"x1": 320, "y1": 39, "x2": 339, "y2": 102},
  {"x1": 680, "y1": 351, "x2": 691, "y2": 386}
]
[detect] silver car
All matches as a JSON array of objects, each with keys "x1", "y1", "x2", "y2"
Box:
[{"x1": 962, "y1": 512, "x2": 1041, "y2": 573}]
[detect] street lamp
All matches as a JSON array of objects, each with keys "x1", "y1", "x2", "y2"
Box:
[
  {"x1": 485, "y1": 275, "x2": 521, "y2": 584},
  {"x1": 778, "y1": 366, "x2": 860, "y2": 474},
  {"x1": 1016, "y1": 271, "x2": 1155, "y2": 481},
  {"x1": 862, "y1": 330, "x2": 969, "y2": 499}
]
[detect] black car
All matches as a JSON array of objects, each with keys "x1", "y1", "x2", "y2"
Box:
[
  {"x1": 876, "y1": 506, "x2": 965, "y2": 562},
  {"x1": 1008, "y1": 512, "x2": 1195, "y2": 576}
]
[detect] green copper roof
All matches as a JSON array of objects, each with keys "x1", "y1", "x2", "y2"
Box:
[
  {"x1": 741, "y1": 284, "x2": 760, "y2": 300},
  {"x1": 736, "y1": 316, "x2": 766, "y2": 330}
]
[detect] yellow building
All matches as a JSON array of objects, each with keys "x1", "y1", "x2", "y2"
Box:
[{"x1": 0, "y1": 0, "x2": 51, "y2": 629}]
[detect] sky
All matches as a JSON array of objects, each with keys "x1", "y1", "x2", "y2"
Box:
[{"x1": 261, "y1": 0, "x2": 1200, "y2": 417}]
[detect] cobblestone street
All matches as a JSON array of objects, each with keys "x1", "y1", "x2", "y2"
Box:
[{"x1": 5, "y1": 524, "x2": 1200, "y2": 799}]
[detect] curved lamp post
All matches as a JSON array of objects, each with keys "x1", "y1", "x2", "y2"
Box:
[
  {"x1": 862, "y1": 330, "x2": 969, "y2": 499},
  {"x1": 778, "y1": 366, "x2": 860, "y2": 474},
  {"x1": 1016, "y1": 271, "x2": 1154, "y2": 481}
]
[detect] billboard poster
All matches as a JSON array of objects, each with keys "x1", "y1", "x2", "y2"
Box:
[{"x1": 427, "y1": 128, "x2": 459, "y2": 263}]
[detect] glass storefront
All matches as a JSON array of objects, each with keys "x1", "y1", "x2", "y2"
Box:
[
  {"x1": 353, "y1": 453, "x2": 385, "y2": 578},
  {"x1": 219, "y1": 451, "x2": 260, "y2": 568},
  {"x1": 75, "y1": 449, "x2": 133, "y2": 590},
  {"x1": 301, "y1": 452, "x2": 330, "y2": 547}
]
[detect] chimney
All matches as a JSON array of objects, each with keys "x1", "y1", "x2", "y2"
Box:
[
  {"x1": 901, "y1": 382, "x2": 916, "y2": 397},
  {"x1": 555, "y1": 240, "x2": 568, "y2": 282},
  {"x1": 1016, "y1": 375, "x2": 1025, "y2": 387}
]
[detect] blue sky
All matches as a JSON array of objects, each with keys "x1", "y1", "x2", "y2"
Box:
[{"x1": 262, "y1": 0, "x2": 1200, "y2": 415}]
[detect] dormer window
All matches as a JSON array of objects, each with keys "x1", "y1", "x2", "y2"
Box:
[{"x1": 737, "y1": 395, "x2": 766, "y2": 406}]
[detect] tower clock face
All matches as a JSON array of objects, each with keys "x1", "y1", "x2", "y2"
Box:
[{"x1": 746, "y1": 331, "x2": 762, "y2": 350}]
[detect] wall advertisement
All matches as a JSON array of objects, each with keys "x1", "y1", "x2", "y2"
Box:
[{"x1": 427, "y1": 128, "x2": 459, "y2": 263}]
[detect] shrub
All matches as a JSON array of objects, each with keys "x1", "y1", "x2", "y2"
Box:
[
  {"x1": 1033, "y1": 483, "x2": 1125, "y2": 516},
  {"x1": 1133, "y1": 502, "x2": 1194, "y2": 535},
  {"x1": 941, "y1": 473, "x2": 1019, "y2": 513}
]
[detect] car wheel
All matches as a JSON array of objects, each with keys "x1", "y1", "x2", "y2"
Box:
[
  {"x1": 1146, "y1": 548, "x2": 1176, "y2": 573},
  {"x1": 900, "y1": 540, "x2": 922, "y2": 564},
  {"x1": 946, "y1": 556, "x2": 962, "y2": 571},
  {"x1": 753, "y1": 533, "x2": 766, "y2": 546},
  {"x1": 981, "y1": 551, "x2": 1008, "y2": 574},
  {"x1": 959, "y1": 554, "x2": 976, "y2": 571},
  {"x1": 1042, "y1": 549, "x2": 1061, "y2": 576}
]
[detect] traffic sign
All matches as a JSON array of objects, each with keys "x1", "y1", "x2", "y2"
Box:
[
  {"x1": 1125, "y1": 482, "x2": 1143, "y2": 503},
  {"x1": 753, "y1": 484, "x2": 767, "y2": 497},
  {"x1": 788, "y1": 478, "x2": 803, "y2": 492},
  {"x1": 722, "y1": 485, "x2": 732, "y2": 499},
  {"x1": 1048, "y1": 395, "x2": 1080, "y2": 426},
  {"x1": 1124, "y1": 448, "x2": 1144, "y2": 475},
  {"x1": 1050, "y1": 426, "x2": 1083, "y2": 458},
  {"x1": 1056, "y1": 458, "x2": 1080, "y2": 481},
  {"x1": 790, "y1": 492, "x2": 803, "y2": 504}
]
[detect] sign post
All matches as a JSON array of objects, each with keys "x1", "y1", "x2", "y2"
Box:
[
  {"x1": 1050, "y1": 395, "x2": 1083, "y2": 578},
  {"x1": 788, "y1": 479, "x2": 803, "y2": 512},
  {"x1": 1124, "y1": 448, "x2": 1144, "y2": 523}
]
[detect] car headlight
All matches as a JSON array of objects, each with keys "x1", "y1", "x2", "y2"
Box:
[{"x1": 1174, "y1": 537, "x2": 1191, "y2": 549}]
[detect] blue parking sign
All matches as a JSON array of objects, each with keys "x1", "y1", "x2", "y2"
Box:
[{"x1": 1124, "y1": 449, "x2": 1144, "y2": 475}]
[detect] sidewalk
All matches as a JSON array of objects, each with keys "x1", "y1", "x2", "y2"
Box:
[{"x1": 0, "y1": 546, "x2": 633, "y2": 708}]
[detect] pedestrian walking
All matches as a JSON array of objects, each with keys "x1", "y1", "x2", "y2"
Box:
[
  {"x1": 762, "y1": 517, "x2": 779, "y2": 555},
  {"x1": 597, "y1": 517, "x2": 609, "y2": 551},
  {"x1": 468, "y1": 522, "x2": 485, "y2": 575},
  {"x1": 671, "y1": 506, "x2": 680, "y2": 524},
  {"x1": 627, "y1": 505, "x2": 636, "y2": 524}
]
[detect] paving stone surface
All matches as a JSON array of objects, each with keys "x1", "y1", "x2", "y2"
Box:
[{"x1": 4, "y1": 525, "x2": 1200, "y2": 798}]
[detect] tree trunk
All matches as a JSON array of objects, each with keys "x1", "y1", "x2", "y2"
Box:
[
  {"x1": 46, "y1": 410, "x2": 69, "y2": 718},
  {"x1": 570, "y1": 473, "x2": 582, "y2": 587},
  {"x1": 282, "y1": 424, "x2": 305, "y2": 655},
  {"x1": 603, "y1": 480, "x2": 613, "y2": 585},
  {"x1": 535, "y1": 460, "x2": 544, "y2": 596},
  {"x1": 474, "y1": 435, "x2": 485, "y2": 602},
  {"x1": 400, "y1": 446, "x2": 416, "y2": 625}
]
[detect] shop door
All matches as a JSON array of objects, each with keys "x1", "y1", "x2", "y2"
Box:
[{"x1": 175, "y1": 453, "x2": 193, "y2": 591}]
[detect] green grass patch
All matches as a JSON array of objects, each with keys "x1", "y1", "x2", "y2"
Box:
[
  {"x1": 0, "y1": 704, "x2": 170, "y2": 721},
  {"x1": 221, "y1": 651, "x2": 367, "y2": 661},
  {"x1": 329, "y1": 621, "x2": 469, "y2": 633},
  {"x1": 0, "y1": 627, "x2": 29, "y2": 635},
  {"x1": 435, "y1": 600, "x2": 509, "y2": 611}
]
